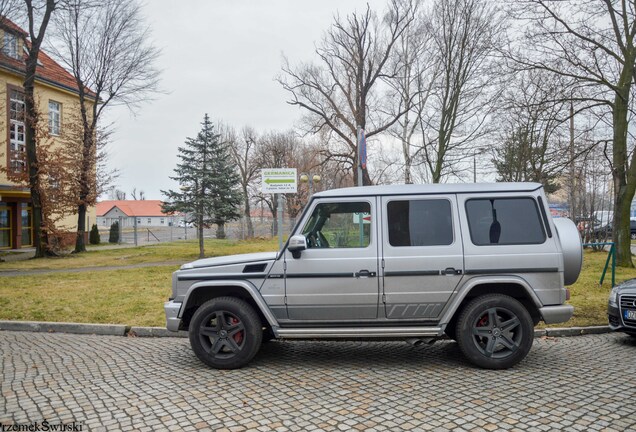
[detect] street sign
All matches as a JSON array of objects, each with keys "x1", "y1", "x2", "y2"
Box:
[
  {"x1": 261, "y1": 168, "x2": 297, "y2": 193},
  {"x1": 353, "y1": 212, "x2": 371, "y2": 224}
]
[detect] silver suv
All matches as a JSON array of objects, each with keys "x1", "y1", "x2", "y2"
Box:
[{"x1": 165, "y1": 183, "x2": 582, "y2": 369}]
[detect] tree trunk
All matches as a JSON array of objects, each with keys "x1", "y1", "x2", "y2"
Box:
[
  {"x1": 243, "y1": 187, "x2": 253, "y2": 238},
  {"x1": 75, "y1": 204, "x2": 87, "y2": 253},
  {"x1": 216, "y1": 223, "x2": 226, "y2": 239},
  {"x1": 198, "y1": 217, "x2": 204, "y2": 259},
  {"x1": 612, "y1": 61, "x2": 635, "y2": 268}
]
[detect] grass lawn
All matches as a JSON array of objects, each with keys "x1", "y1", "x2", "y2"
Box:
[
  {"x1": 0, "y1": 238, "x2": 278, "y2": 271},
  {"x1": 0, "y1": 242, "x2": 634, "y2": 328},
  {"x1": 0, "y1": 266, "x2": 174, "y2": 326}
]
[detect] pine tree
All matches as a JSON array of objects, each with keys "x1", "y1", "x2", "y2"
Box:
[{"x1": 162, "y1": 114, "x2": 242, "y2": 257}]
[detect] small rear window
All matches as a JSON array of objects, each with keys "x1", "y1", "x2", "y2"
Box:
[{"x1": 466, "y1": 198, "x2": 546, "y2": 245}]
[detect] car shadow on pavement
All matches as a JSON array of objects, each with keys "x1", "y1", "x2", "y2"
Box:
[{"x1": 250, "y1": 339, "x2": 474, "y2": 370}]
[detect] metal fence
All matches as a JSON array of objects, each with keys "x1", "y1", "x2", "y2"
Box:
[{"x1": 97, "y1": 216, "x2": 297, "y2": 246}]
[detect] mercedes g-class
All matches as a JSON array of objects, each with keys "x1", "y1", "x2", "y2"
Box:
[{"x1": 165, "y1": 183, "x2": 582, "y2": 369}]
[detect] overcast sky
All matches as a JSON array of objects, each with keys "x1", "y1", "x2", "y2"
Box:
[{"x1": 102, "y1": 0, "x2": 386, "y2": 200}]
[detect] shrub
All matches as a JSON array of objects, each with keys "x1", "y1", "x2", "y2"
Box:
[
  {"x1": 89, "y1": 224, "x2": 101, "y2": 245},
  {"x1": 108, "y1": 222, "x2": 120, "y2": 244}
]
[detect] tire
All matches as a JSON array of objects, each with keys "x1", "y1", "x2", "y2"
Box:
[
  {"x1": 189, "y1": 297, "x2": 262, "y2": 369},
  {"x1": 455, "y1": 294, "x2": 533, "y2": 369}
]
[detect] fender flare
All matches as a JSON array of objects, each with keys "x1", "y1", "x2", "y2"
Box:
[
  {"x1": 180, "y1": 280, "x2": 279, "y2": 328},
  {"x1": 438, "y1": 275, "x2": 543, "y2": 327}
]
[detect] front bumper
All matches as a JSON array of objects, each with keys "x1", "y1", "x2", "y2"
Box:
[
  {"x1": 540, "y1": 304, "x2": 574, "y2": 324},
  {"x1": 608, "y1": 303, "x2": 636, "y2": 335},
  {"x1": 164, "y1": 301, "x2": 182, "y2": 332}
]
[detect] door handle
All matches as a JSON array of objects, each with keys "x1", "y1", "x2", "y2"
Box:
[
  {"x1": 442, "y1": 267, "x2": 462, "y2": 276},
  {"x1": 355, "y1": 269, "x2": 376, "y2": 278}
]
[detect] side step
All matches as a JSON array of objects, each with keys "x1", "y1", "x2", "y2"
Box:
[{"x1": 274, "y1": 326, "x2": 444, "y2": 339}]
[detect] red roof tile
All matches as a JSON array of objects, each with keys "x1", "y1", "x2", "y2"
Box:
[
  {"x1": 96, "y1": 200, "x2": 169, "y2": 217},
  {"x1": 0, "y1": 17, "x2": 95, "y2": 97}
]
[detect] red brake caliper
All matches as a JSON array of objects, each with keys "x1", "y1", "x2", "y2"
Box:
[
  {"x1": 230, "y1": 317, "x2": 243, "y2": 345},
  {"x1": 477, "y1": 315, "x2": 488, "y2": 327}
]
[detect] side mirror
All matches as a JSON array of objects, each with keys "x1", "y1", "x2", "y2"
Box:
[{"x1": 288, "y1": 235, "x2": 307, "y2": 259}]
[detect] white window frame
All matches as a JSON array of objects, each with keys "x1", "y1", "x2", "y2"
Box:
[
  {"x1": 48, "y1": 100, "x2": 61, "y2": 135},
  {"x1": 3, "y1": 32, "x2": 17, "y2": 59},
  {"x1": 9, "y1": 89, "x2": 26, "y2": 173}
]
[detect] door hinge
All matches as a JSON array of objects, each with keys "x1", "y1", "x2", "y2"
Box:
[
  {"x1": 381, "y1": 258, "x2": 385, "y2": 269},
  {"x1": 284, "y1": 296, "x2": 287, "y2": 305},
  {"x1": 382, "y1": 294, "x2": 386, "y2": 303}
]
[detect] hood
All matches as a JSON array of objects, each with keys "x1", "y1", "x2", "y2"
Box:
[
  {"x1": 182, "y1": 251, "x2": 278, "y2": 270},
  {"x1": 616, "y1": 278, "x2": 636, "y2": 294}
]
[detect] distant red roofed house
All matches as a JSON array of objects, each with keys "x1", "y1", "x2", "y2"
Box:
[
  {"x1": 0, "y1": 17, "x2": 97, "y2": 249},
  {"x1": 97, "y1": 200, "x2": 180, "y2": 228}
]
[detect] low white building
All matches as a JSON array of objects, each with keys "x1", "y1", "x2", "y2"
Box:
[{"x1": 96, "y1": 200, "x2": 181, "y2": 228}]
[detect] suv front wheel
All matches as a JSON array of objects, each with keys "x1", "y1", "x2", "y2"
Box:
[
  {"x1": 189, "y1": 297, "x2": 263, "y2": 369},
  {"x1": 456, "y1": 294, "x2": 533, "y2": 369}
]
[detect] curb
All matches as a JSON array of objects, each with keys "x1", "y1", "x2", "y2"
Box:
[
  {"x1": 0, "y1": 320, "x2": 127, "y2": 336},
  {"x1": 0, "y1": 320, "x2": 612, "y2": 339}
]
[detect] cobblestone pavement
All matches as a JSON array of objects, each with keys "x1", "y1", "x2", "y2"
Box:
[{"x1": 1, "y1": 331, "x2": 635, "y2": 432}]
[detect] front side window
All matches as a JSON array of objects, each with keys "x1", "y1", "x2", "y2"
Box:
[
  {"x1": 466, "y1": 198, "x2": 546, "y2": 245},
  {"x1": 3, "y1": 32, "x2": 17, "y2": 59},
  {"x1": 301, "y1": 201, "x2": 371, "y2": 248},
  {"x1": 9, "y1": 88, "x2": 25, "y2": 173},
  {"x1": 48, "y1": 100, "x2": 61, "y2": 135},
  {"x1": 387, "y1": 199, "x2": 453, "y2": 247}
]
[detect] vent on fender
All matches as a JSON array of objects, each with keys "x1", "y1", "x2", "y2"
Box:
[{"x1": 243, "y1": 263, "x2": 267, "y2": 273}]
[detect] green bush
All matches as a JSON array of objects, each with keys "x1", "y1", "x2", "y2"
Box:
[
  {"x1": 108, "y1": 222, "x2": 119, "y2": 244},
  {"x1": 89, "y1": 224, "x2": 101, "y2": 245}
]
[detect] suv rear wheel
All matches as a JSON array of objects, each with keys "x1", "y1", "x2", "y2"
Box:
[
  {"x1": 189, "y1": 297, "x2": 262, "y2": 369},
  {"x1": 456, "y1": 294, "x2": 533, "y2": 369}
]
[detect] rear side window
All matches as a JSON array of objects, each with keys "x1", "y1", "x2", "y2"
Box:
[
  {"x1": 466, "y1": 198, "x2": 546, "y2": 245},
  {"x1": 387, "y1": 199, "x2": 453, "y2": 246}
]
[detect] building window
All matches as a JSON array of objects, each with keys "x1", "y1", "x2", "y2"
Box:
[
  {"x1": 160, "y1": 218, "x2": 165, "y2": 224},
  {"x1": 3, "y1": 32, "x2": 18, "y2": 59},
  {"x1": 21, "y1": 204, "x2": 32, "y2": 247},
  {"x1": 147, "y1": 218, "x2": 151, "y2": 224},
  {"x1": 48, "y1": 100, "x2": 61, "y2": 135},
  {"x1": 9, "y1": 88, "x2": 26, "y2": 173}
]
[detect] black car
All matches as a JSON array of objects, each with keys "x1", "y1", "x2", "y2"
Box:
[
  {"x1": 608, "y1": 279, "x2": 636, "y2": 337},
  {"x1": 592, "y1": 220, "x2": 636, "y2": 240}
]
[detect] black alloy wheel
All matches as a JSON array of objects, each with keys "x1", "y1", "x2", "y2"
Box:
[
  {"x1": 189, "y1": 297, "x2": 262, "y2": 369},
  {"x1": 456, "y1": 294, "x2": 533, "y2": 369}
]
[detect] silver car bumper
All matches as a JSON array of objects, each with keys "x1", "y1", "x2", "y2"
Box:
[
  {"x1": 540, "y1": 305, "x2": 574, "y2": 324},
  {"x1": 164, "y1": 301, "x2": 182, "y2": 332}
]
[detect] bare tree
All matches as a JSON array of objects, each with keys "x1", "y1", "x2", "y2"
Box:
[
  {"x1": 23, "y1": 0, "x2": 57, "y2": 257},
  {"x1": 130, "y1": 187, "x2": 145, "y2": 200},
  {"x1": 108, "y1": 188, "x2": 126, "y2": 200},
  {"x1": 279, "y1": 0, "x2": 417, "y2": 185},
  {"x1": 508, "y1": 0, "x2": 636, "y2": 266},
  {"x1": 49, "y1": 0, "x2": 160, "y2": 253},
  {"x1": 493, "y1": 70, "x2": 571, "y2": 192},
  {"x1": 224, "y1": 126, "x2": 260, "y2": 238},
  {"x1": 414, "y1": 0, "x2": 504, "y2": 183},
  {"x1": 385, "y1": 0, "x2": 437, "y2": 184}
]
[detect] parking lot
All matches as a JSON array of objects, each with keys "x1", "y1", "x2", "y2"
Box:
[{"x1": 1, "y1": 331, "x2": 635, "y2": 431}]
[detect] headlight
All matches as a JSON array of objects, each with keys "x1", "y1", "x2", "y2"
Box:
[{"x1": 609, "y1": 286, "x2": 619, "y2": 306}]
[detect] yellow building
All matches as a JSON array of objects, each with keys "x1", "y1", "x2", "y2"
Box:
[{"x1": 0, "y1": 18, "x2": 95, "y2": 249}]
